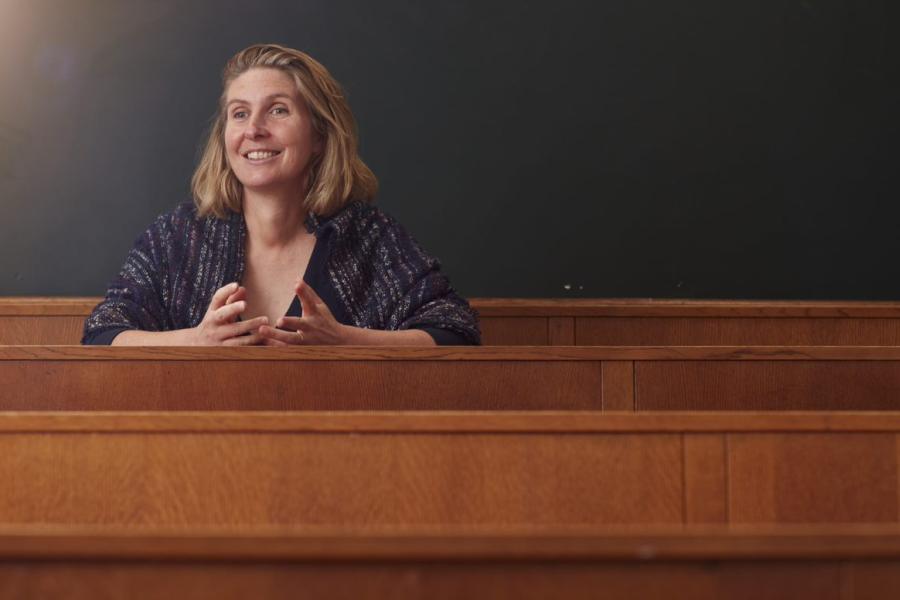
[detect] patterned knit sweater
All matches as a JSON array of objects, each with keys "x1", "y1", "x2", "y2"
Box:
[{"x1": 82, "y1": 201, "x2": 480, "y2": 345}]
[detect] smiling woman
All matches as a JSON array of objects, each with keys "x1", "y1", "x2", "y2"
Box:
[{"x1": 82, "y1": 44, "x2": 480, "y2": 346}]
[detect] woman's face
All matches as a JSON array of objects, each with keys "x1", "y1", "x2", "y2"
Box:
[{"x1": 224, "y1": 68, "x2": 321, "y2": 197}]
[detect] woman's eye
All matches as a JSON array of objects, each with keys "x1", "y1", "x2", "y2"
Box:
[
  {"x1": 232, "y1": 110, "x2": 248, "y2": 120},
  {"x1": 271, "y1": 106, "x2": 289, "y2": 116}
]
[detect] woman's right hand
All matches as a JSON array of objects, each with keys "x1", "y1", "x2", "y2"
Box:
[{"x1": 191, "y1": 282, "x2": 268, "y2": 345}]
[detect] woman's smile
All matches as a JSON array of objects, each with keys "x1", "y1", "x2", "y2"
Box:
[
  {"x1": 243, "y1": 149, "x2": 282, "y2": 162},
  {"x1": 224, "y1": 68, "x2": 319, "y2": 194}
]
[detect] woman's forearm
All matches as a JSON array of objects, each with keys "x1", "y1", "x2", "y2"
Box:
[
  {"x1": 111, "y1": 329, "x2": 197, "y2": 346},
  {"x1": 113, "y1": 326, "x2": 436, "y2": 346},
  {"x1": 339, "y1": 326, "x2": 436, "y2": 346}
]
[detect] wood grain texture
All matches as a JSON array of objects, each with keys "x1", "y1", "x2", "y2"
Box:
[
  {"x1": 728, "y1": 434, "x2": 899, "y2": 524},
  {"x1": 10, "y1": 296, "x2": 900, "y2": 317},
  {"x1": 845, "y1": 562, "x2": 900, "y2": 600},
  {"x1": 13, "y1": 345, "x2": 900, "y2": 361},
  {"x1": 470, "y1": 299, "x2": 900, "y2": 317},
  {"x1": 0, "y1": 298, "x2": 97, "y2": 315},
  {"x1": 576, "y1": 317, "x2": 900, "y2": 346},
  {"x1": 0, "y1": 360, "x2": 603, "y2": 410},
  {"x1": 0, "y1": 431, "x2": 683, "y2": 527},
  {"x1": 7, "y1": 526, "x2": 900, "y2": 598},
  {"x1": 635, "y1": 362, "x2": 900, "y2": 410},
  {"x1": 4, "y1": 413, "x2": 900, "y2": 529},
  {"x1": 0, "y1": 316, "x2": 85, "y2": 345},
  {"x1": 479, "y1": 317, "x2": 548, "y2": 345},
  {"x1": 7, "y1": 524, "x2": 900, "y2": 560},
  {"x1": 601, "y1": 361, "x2": 634, "y2": 411},
  {"x1": 548, "y1": 317, "x2": 575, "y2": 344},
  {"x1": 6, "y1": 411, "x2": 900, "y2": 434},
  {"x1": 684, "y1": 434, "x2": 727, "y2": 523},
  {"x1": 11, "y1": 298, "x2": 900, "y2": 348},
  {"x1": 0, "y1": 562, "x2": 853, "y2": 600}
]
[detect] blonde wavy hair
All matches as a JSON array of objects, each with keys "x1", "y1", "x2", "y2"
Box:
[{"x1": 191, "y1": 44, "x2": 378, "y2": 218}]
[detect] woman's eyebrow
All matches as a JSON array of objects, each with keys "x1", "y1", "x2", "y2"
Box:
[{"x1": 225, "y1": 93, "x2": 293, "y2": 107}]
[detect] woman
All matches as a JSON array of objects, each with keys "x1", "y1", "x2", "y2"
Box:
[{"x1": 82, "y1": 44, "x2": 479, "y2": 346}]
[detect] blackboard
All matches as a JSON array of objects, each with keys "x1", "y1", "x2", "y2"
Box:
[{"x1": 1, "y1": 0, "x2": 897, "y2": 298}]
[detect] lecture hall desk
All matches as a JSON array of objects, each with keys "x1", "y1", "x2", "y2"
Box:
[
  {"x1": 6, "y1": 297, "x2": 900, "y2": 596},
  {"x1": 2, "y1": 412, "x2": 900, "y2": 598},
  {"x1": 3, "y1": 345, "x2": 900, "y2": 410},
  {"x1": 7, "y1": 297, "x2": 900, "y2": 345}
]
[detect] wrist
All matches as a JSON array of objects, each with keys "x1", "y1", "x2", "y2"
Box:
[
  {"x1": 338, "y1": 324, "x2": 365, "y2": 345},
  {"x1": 179, "y1": 327, "x2": 200, "y2": 346}
]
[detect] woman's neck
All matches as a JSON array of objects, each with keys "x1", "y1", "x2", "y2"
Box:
[{"x1": 242, "y1": 188, "x2": 311, "y2": 250}]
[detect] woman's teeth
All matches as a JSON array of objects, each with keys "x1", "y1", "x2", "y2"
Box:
[{"x1": 246, "y1": 151, "x2": 279, "y2": 160}]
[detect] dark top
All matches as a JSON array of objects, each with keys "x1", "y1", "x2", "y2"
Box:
[{"x1": 82, "y1": 201, "x2": 480, "y2": 345}]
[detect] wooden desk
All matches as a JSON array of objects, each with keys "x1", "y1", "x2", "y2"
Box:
[
  {"x1": 4, "y1": 411, "x2": 900, "y2": 597},
  {"x1": 478, "y1": 298, "x2": 900, "y2": 345},
  {"x1": 1, "y1": 411, "x2": 898, "y2": 528},
  {"x1": 8, "y1": 297, "x2": 900, "y2": 346},
  {"x1": 5, "y1": 345, "x2": 900, "y2": 411},
  {"x1": 3, "y1": 525, "x2": 900, "y2": 599}
]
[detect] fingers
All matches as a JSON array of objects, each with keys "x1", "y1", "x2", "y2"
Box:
[
  {"x1": 221, "y1": 316, "x2": 269, "y2": 339},
  {"x1": 258, "y1": 325, "x2": 305, "y2": 345},
  {"x1": 276, "y1": 316, "x2": 310, "y2": 332},
  {"x1": 209, "y1": 282, "x2": 239, "y2": 312},
  {"x1": 295, "y1": 280, "x2": 321, "y2": 316},
  {"x1": 225, "y1": 286, "x2": 247, "y2": 306},
  {"x1": 213, "y1": 300, "x2": 246, "y2": 324},
  {"x1": 223, "y1": 332, "x2": 267, "y2": 346}
]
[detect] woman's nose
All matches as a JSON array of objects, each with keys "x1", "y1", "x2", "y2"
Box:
[{"x1": 243, "y1": 116, "x2": 268, "y2": 139}]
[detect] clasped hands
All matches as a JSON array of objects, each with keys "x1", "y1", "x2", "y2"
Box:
[{"x1": 191, "y1": 279, "x2": 347, "y2": 346}]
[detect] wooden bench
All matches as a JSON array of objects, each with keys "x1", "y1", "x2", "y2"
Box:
[
  {"x1": 3, "y1": 525, "x2": 900, "y2": 599},
  {"x1": 8, "y1": 297, "x2": 900, "y2": 345},
  {"x1": 4, "y1": 411, "x2": 899, "y2": 596},
  {"x1": 1, "y1": 411, "x2": 898, "y2": 527},
  {"x1": 5, "y1": 345, "x2": 900, "y2": 410}
]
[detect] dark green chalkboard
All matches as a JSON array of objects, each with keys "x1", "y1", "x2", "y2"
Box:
[{"x1": 1, "y1": 0, "x2": 896, "y2": 298}]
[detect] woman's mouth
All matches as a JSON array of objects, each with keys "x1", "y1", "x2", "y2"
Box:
[{"x1": 243, "y1": 150, "x2": 282, "y2": 161}]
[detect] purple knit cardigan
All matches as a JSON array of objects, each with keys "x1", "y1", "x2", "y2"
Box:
[{"x1": 82, "y1": 200, "x2": 480, "y2": 345}]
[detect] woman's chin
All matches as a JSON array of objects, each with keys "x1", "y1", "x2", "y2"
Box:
[{"x1": 240, "y1": 179, "x2": 303, "y2": 199}]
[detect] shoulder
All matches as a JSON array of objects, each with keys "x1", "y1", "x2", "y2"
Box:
[
  {"x1": 130, "y1": 202, "x2": 241, "y2": 271},
  {"x1": 140, "y1": 201, "x2": 239, "y2": 245},
  {"x1": 323, "y1": 201, "x2": 420, "y2": 250}
]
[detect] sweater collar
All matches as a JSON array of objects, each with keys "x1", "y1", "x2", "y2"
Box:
[{"x1": 305, "y1": 201, "x2": 363, "y2": 238}]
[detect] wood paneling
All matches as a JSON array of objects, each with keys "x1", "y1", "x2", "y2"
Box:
[
  {"x1": 11, "y1": 298, "x2": 900, "y2": 346},
  {"x1": 13, "y1": 346, "x2": 900, "y2": 412},
  {"x1": 728, "y1": 434, "x2": 898, "y2": 523},
  {"x1": 1, "y1": 412, "x2": 900, "y2": 528},
  {"x1": 576, "y1": 317, "x2": 900, "y2": 346},
  {"x1": 548, "y1": 317, "x2": 575, "y2": 344},
  {"x1": 0, "y1": 429, "x2": 682, "y2": 527},
  {"x1": 684, "y1": 434, "x2": 727, "y2": 523},
  {"x1": 0, "y1": 358, "x2": 603, "y2": 410},
  {"x1": 471, "y1": 299, "x2": 900, "y2": 318},
  {"x1": 846, "y1": 562, "x2": 900, "y2": 600},
  {"x1": 0, "y1": 316, "x2": 85, "y2": 345},
  {"x1": 0, "y1": 560, "x2": 851, "y2": 600},
  {"x1": 601, "y1": 361, "x2": 634, "y2": 410},
  {"x1": 478, "y1": 317, "x2": 548, "y2": 345},
  {"x1": 4, "y1": 526, "x2": 900, "y2": 599},
  {"x1": 635, "y1": 361, "x2": 900, "y2": 410}
]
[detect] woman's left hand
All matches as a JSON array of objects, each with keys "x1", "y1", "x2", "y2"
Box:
[{"x1": 258, "y1": 280, "x2": 349, "y2": 345}]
